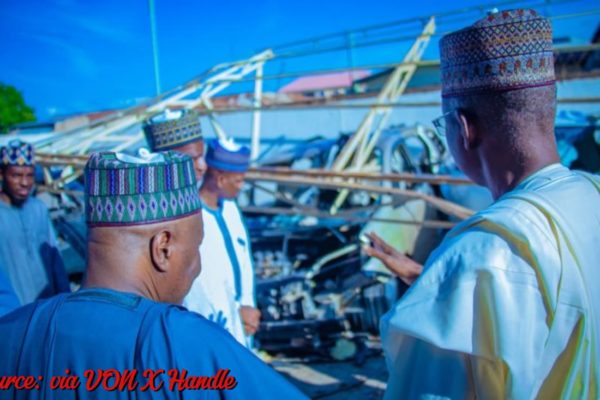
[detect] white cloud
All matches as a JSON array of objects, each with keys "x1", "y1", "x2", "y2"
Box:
[
  {"x1": 25, "y1": 33, "x2": 99, "y2": 77},
  {"x1": 6, "y1": 1, "x2": 136, "y2": 78}
]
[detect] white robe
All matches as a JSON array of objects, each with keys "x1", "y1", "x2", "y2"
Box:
[
  {"x1": 381, "y1": 164, "x2": 600, "y2": 399},
  {"x1": 184, "y1": 199, "x2": 256, "y2": 347}
]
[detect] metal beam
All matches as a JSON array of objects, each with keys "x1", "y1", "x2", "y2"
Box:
[
  {"x1": 329, "y1": 17, "x2": 437, "y2": 213},
  {"x1": 251, "y1": 63, "x2": 264, "y2": 165}
]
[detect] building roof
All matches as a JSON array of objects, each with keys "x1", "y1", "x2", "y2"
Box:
[{"x1": 279, "y1": 70, "x2": 371, "y2": 93}]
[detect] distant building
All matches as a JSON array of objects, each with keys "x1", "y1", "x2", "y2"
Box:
[
  {"x1": 356, "y1": 23, "x2": 600, "y2": 95},
  {"x1": 278, "y1": 70, "x2": 371, "y2": 98}
]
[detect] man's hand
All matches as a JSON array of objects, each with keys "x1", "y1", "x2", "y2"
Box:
[
  {"x1": 362, "y1": 231, "x2": 423, "y2": 285},
  {"x1": 240, "y1": 306, "x2": 261, "y2": 336}
]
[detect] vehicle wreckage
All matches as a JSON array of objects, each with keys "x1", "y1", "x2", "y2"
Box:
[
  {"x1": 33, "y1": 123, "x2": 476, "y2": 361},
  {"x1": 4, "y1": 6, "x2": 599, "y2": 363}
]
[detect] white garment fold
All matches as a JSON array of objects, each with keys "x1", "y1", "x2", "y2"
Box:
[
  {"x1": 382, "y1": 164, "x2": 600, "y2": 399},
  {"x1": 184, "y1": 199, "x2": 256, "y2": 347}
]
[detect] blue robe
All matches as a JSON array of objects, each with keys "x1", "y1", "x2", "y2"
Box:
[
  {"x1": 0, "y1": 288, "x2": 307, "y2": 399},
  {"x1": 0, "y1": 197, "x2": 70, "y2": 304},
  {"x1": 0, "y1": 268, "x2": 18, "y2": 317}
]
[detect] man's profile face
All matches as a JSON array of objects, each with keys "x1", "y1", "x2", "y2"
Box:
[
  {"x1": 442, "y1": 110, "x2": 467, "y2": 172},
  {"x1": 1, "y1": 165, "x2": 35, "y2": 204},
  {"x1": 174, "y1": 140, "x2": 207, "y2": 181},
  {"x1": 218, "y1": 171, "x2": 245, "y2": 199}
]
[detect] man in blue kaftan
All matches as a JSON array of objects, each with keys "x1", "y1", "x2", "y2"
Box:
[
  {"x1": 0, "y1": 151, "x2": 306, "y2": 399},
  {"x1": 0, "y1": 268, "x2": 18, "y2": 317},
  {"x1": 0, "y1": 140, "x2": 70, "y2": 305},
  {"x1": 183, "y1": 139, "x2": 259, "y2": 348}
]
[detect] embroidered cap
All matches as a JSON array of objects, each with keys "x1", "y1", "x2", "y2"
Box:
[
  {"x1": 440, "y1": 9, "x2": 555, "y2": 98},
  {"x1": 84, "y1": 151, "x2": 201, "y2": 227},
  {"x1": 143, "y1": 109, "x2": 203, "y2": 152},
  {"x1": 205, "y1": 138, "x2": 251, "y2": 173},
  {"x1": 1, "y1": 140, "x2": 35, "y2": 166}
]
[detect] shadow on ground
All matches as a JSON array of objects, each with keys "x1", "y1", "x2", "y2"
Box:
[{"x1": 273, "y1": 354, "x2": 387, "y2": 399}]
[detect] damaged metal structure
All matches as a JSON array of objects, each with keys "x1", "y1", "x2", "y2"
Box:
[{"x1": 3, "y1": 0, "x2": 600, "y2": 363}]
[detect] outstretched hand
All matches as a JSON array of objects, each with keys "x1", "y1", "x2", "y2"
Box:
[{"x1": 362, "y1": 231, "x2": 423, "y2": 285}]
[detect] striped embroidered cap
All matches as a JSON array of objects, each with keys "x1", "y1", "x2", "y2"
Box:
[
  {"x1": 143, "y1": 109, "x2": 203, "y2": 151},
  {"x1": 440, "y1": 9, "x2": 555, "y2": 98},
  {"x1": 1, "y1": 140, "x2": 35, "y2": 166},
  {"x1": 84, "y1": 151, "x2": 201, "y2": 227},
  {"x1": 205, "y1": 138, "x2": 251, "y2": 173}
]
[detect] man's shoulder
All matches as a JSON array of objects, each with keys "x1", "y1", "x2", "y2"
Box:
[
  {"x1": 22, "y1": 196, "x2": 51, "y2": 219},
  {"x1": 26, "y1": 195, "x2": 48, "y2": 210},
  {"x1": 0, "y1": 301, "x2": 35, "y2": 326},
  {"x1": 450, "y1": 193, "x2": 555, "y2": 246},
  {"x1": 163, "y1": 305, "x2": 216, "y2": 328},
  {"x1": 146, "y1": 305, "x2": 256, "y2": 365},
  {"x1": 421, "y1": 202, "x2": 555, "y2": 286},
  {"x1": 221, "y1": 199, "x2": 248, "y2": 234},
  {"x1": 0, "y1": 296, "x2": 60, "y2": 339},
  {"x1": 160, "y1": 305, "x2": 239, "y2": 345},
  {"x1": 221, "y1": 199, "x2": 241, "y2": 215}
]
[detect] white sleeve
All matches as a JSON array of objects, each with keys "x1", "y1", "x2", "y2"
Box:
[
  {"x1": 381, "y1": 224, "x2": 555, "y2": 399},
  {"x1": 238, "y1": 210, "x2": 256, "y2": 308},
  {"x1": 383, "y1": 335, "x2": 474, "y2": 399}
]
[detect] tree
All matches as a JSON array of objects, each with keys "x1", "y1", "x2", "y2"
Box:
[{"x1": 0, "y1": 83, "x2": 36, "y2": 134}]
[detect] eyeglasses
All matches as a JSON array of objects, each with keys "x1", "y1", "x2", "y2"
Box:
[{"x1": 432, "y1": 111, "x2": 453, "y2": 137}]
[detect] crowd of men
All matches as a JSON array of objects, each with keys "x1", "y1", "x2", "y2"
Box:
[{"x1": 0, "y1": 8, "x2": 598, "y2": 399}]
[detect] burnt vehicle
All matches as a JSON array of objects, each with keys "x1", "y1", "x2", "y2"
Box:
[
  {"x1": 19, "y1": 114, "x2": 599, "y2": 360},
  {"x1": 29, "y1": 124, "x2": 449, "y2": 359},
  {"x1": 250, "y1": 114, "x2": 600, "y2": 359},
  {"x1": 246, "y1": 124, "x2": 448, "y2": 360}
]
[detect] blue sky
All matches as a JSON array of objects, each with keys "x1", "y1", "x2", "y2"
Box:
[{"x1": 1, "y1": 0, "x2": 598, "y2": 121}]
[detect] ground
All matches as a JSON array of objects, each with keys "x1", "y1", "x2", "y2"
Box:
[{"x1": 273, "y1": 353, "x2": 388, "y2": 399}]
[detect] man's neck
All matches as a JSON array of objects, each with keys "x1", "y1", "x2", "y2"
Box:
[
  {"x1": 84, "y1": 266, "x2": 161, "y2": 302},
  {"x1": 484, "y1": 154, "x2": 560, "y2": 199},
  {"x1": 84, "y1": 242, "x2": 162, "y2": 302},
  {"x1": 0, "y1": 192, "x2": 24, "y2": 207},
  {"x1": 199, "y1": 186, "x2": 219, "y2": 209}
]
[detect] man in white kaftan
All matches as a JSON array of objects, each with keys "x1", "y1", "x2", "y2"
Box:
[
  {"x1": 185, "y1": 198, "x2": 256, "y2": 347},
  {"x1": 143, "y1": 111, "x2": 258, "y2": 348},
  {"x1": 380, "y1": 164, "x2": 600, "y2": 398},
  {"x1": 363, "y1": 9, "x2": 600, "y2": 398},
  {"x1": 183, "y1": 139, "x2": 259, "y2": 347}
]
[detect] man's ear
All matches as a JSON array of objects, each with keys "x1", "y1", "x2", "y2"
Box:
[
  {"x1": 457, "y1": 110, "x2": 479, "y2": 150},
  {"x1": 216, "y1": 172, "x2": 226, "y2": 190},
  {"x1": 150, "y1": 230, "x2": 173, "y2": 272}
]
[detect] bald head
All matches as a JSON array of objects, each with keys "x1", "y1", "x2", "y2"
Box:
[{"x1": 84, "y1": 212, "x2": 203, "y2": 305}]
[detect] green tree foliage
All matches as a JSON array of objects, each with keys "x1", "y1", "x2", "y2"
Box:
[{"x1": 0, "y1": 83, "x2": 36, "y2": 133}]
